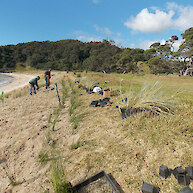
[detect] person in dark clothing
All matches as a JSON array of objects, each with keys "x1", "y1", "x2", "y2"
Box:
[
  {"x1": 44, "y1": 69, "x2": 51, "y2": 89},
  {"x1": 28, "y1": 76, "x2": 40, "y2": 95}
]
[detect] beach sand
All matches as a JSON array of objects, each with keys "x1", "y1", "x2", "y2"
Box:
[{"x1": 0, "y1": 73, "x2": 37, "y2": 94}]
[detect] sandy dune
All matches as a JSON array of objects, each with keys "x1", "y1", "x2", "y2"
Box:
[{"x1": 0, "y1": 71, "x2": 74, "y2": 192}]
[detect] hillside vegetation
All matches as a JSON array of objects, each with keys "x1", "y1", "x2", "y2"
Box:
[
  {"x1": 0, "y1": 71, "x2": 192, "y2": 192},
  {"x1": 1, "y1": 27, "x2": 193, "y2": 75}
]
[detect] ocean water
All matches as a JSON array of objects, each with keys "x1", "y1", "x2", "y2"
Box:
[{"x1": 0, "y1": 74, "x2": 14, "y2": 87}]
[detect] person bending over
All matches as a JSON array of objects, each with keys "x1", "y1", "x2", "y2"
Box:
[{"x1": 28, "y1": 76, "x2": 40, "y2": 95}]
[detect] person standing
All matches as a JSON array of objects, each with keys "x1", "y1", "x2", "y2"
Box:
[
  {"x1": 44, "y1": 69, "x2": 51, "y2": 89},
  {"x1": 28, "y1": 76, "x2": 40, "y2": 95}
]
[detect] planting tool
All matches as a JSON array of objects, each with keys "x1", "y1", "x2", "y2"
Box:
[{"x1": 55, "y1": 83, "x2": 61, "y2": 105}]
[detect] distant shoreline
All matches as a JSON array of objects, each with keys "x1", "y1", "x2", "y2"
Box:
[
  {"x1": 0, "y1": 73, "x2": 15, "y2": 87},
  {"x1": 0, "y1": 72, "x2": 36, "y2": 94}
]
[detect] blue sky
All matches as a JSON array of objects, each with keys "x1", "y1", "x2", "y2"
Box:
[{"x1": 1, "y1": 0, "x2": 193, "y2": 50}]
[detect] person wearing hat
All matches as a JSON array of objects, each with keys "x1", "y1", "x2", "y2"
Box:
[
  {"x1": 28, "y1": 76, "x2": 40, "y2": 95},
  {"x1": 44, "y1": 69, "x2": 51, "y2": 89}
]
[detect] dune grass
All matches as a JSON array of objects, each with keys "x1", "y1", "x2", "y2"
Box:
[
  {"x1": 118, "y1": 80, "x2": 177, "y2": 116},
  {"x1": 50, "y1": 159, "x2": 74, "y2": 193}
]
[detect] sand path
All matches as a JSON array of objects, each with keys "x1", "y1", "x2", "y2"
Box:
[{"x1": 0, "y1": 73, "x2": 38, "y2": 94}]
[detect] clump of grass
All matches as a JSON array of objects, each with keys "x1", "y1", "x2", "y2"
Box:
[
  {"x1": 52, "y1": 120, "x2": 57, "y2": 131},
  {"x1": 70, "y1": 141, "x2": 84, "y2": 150},
  {"x1": 50, "y1": 160, "x2": 73, "y2": 193},
  {"x1": 39, "y1": 151, "x2": 49, "y2": 163},
  {"x1": 77, "y1": 73, "x2": 81, "y2": 78},
  {"x1": 6, "y1": 86, "x2": 29, "y2": 99},
  {"x1": 69, "y1": 87, "x2": 80, "y2": 116},
  {"x1": 119, "y1": 81, "x2": 176, "y2": 116},
  {"x1": 8, "y1": 175, "x2": 19, "y2": 187},
  {"x1": 43, "y1": 189, "x2": 50, "y2": 193},
  {"x1": 79, "y1": 76, "x2": 98, "y2": 91},
  {"x1": 61, "y1": 79, "x2": 68, "y2": 105},
  {"x1": 52, "y1": 106, "x2": 61, "y2": 131},
  {"x1": 70, "y1": 113, "x2": 87, "y2": 130},
  {"x1": 48, "y1": 113, "x2": 52, "y2": 124}
]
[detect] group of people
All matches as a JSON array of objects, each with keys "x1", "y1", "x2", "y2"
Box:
[{"x1": 28, "y1": 69, "x2": 51, "y2": 95}]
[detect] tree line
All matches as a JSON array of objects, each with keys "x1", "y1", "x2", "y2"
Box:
[{"x1": 1, "y1": 27, "x2": 193, "y2": 74}]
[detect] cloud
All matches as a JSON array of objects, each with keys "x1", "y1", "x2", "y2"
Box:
[
  {"x1": 124, "y1": 8, "x2": 174, "y2": 33},
  {"x1": 92, "y1": 0, "x2": 100, "y2": 4},
  {"x1": 167, "y1": 3, "x2": 193, "y2": 31},
  {"x1": 130, "y1": 43, "x2": 136, "y2": 48},
  {"x1": 137, "y1": 39, "x2": 165, "y2": 50},
  {"x1": 77, "y1": 35, "x2": 102, "y2": 42},
  {"x1": 138, "y1": 39, "x2": 182, "y2": 51},
  {"x1": 138, "y1": 40, "x2": 156, "y2": 50},
  {"x1": 94, "y1": 24, "x2": 113, "y2": 36},
  {"x1": 124, "y1": 3, "x2": 193, "y2": 33},
  {"x1": 172, "y1": 39, "x2": 184, "y2": 51},
  {"x1": 116, "y1": 32, "x2": 121, "y2": 37}
]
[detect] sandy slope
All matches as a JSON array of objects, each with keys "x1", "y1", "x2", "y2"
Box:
[
  {"x1": 0, "y1": 73, "x2": 38, "y2": 94},
  {"x1": 0, "y1": 71, "x2": 74, "y2": 192}
]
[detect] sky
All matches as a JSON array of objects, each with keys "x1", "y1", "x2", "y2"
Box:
[{"x1": 1, "y1": 0, "x2": 193, "y2": 50}]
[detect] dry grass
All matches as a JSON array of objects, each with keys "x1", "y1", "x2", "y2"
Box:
[
  {"x1": 64, "y1": 72, "x2": 193, "y2": 193},
  {"x1": 118, "y1": 80, "x2": 177, "y2": 116}
]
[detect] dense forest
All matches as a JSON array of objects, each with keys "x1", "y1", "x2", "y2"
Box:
[{"x1": 1, "y1": 27, "x2": 193, "y2": 74}]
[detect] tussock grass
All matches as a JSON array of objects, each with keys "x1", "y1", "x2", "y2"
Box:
[
  {"x1": 70, "y1": 140, "x2": 84, "y2": 150},
  {"x1": 68, "y1": 80, "x2": 80, "y2": 116},
  {"x1": 4, "y1": 86, "x2": 29, "y2": 99},
  {"x1": 8, "y1": 175, "x2": 19, "y2": 187},
  {"x1": 68, "y1": 79, "x2": 85, "y2": 131},
  {"x1": 70, "y1": 113, "x2": 87, "y2": 130},
  {"x1": 61, "y1": 79, "x2": 68, "y2": 105},
  {"x1": 39, "y1": 151, "x2": 49, "y2": 163},
  {"x1": 118, "y1": 81, "x2": 176, "y2": 116},
  {"x1": 50, "y1": 159, "x2": 73, "y2": 193},
  {"x1": 79, "y1": 76, "x2": 99, "y2": 90},
  {"x1": 52, "y1": 106, "x2": 62, "y2": 131}
]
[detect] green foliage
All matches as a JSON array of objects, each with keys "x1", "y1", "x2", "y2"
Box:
[
  {"x1": 70, "y1": 113, "x2": 87, "y2": 130},
  {"x1": 8, "y1": 175, "x2": 19, "y2": 187},
  {"x1": 48, "y1": 113, "x2": 52, "y2": 124},
  {"x1": 69, "y1": 88, "x2": 80, "y2": 116},
  {"x1": 70, "y1": 141, "x2": 83, "y2": 150},
  {"x1": 147, "y1": 57, "x2": 169, "y2": 74},
  {"x1": 178, "y1": 27, "x2": 193, "y2": 60},
  {"x1": 39, "y1": 152, "x2": 49, "y2": 163},
  {"x1": 61, "y1": 79, "x2": 68, "y2": 105},
  {"x1": 51, "y1": 160, "x2": 74, "y2": 193},
  {"x1": 0, "y1": 30, "x2": 192, "y2": 74},
  {"x1": 77, "y1": 73, "x2": 81, "y2": 77}
]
